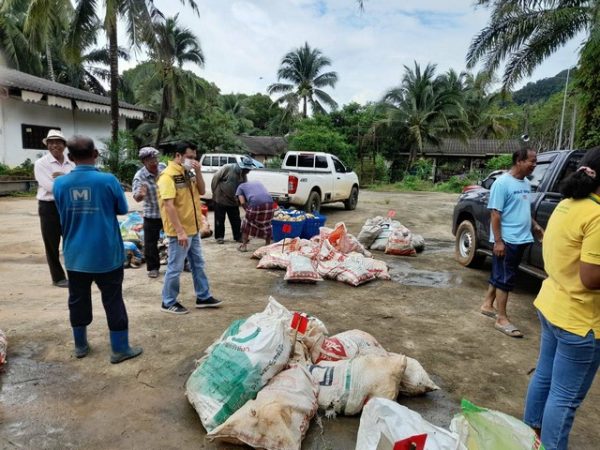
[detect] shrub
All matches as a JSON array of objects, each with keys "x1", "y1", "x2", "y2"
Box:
[{"x1": 486, "y1": 154, "x2": 512, "y2": 171}]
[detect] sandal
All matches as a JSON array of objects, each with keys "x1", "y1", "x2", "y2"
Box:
[
  {"x1": 495, "y1": 322, "x2": 524, "y2": 338},
  {"x1": 480, "y1": 309, "x2": 497, "y2": 319},
  {"x1": 238, "y1": 244, "x2": 248, "y2": 253}
]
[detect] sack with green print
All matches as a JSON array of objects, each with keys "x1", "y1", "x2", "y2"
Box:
[
  {"x1": 450, "y1": 399, "x2": 545, "y2": 450},
  {"x1": 186, "y1": 298, "x2": 294, "y2": 432}
]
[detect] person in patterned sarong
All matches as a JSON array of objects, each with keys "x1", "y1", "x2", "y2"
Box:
[{"x1": 236, "y1": 177, "x2": 275, "y2": 252}]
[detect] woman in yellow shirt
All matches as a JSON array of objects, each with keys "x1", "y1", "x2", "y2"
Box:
[{"x1": 524, "y1": 148, "x2": 600, "y2": 450}]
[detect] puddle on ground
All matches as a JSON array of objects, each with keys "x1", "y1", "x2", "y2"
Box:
[
  {"x1": 388, "y1": 260, "x2": 458, "y2": 288},
  {"x1": 272, "y1": 277, "x2": 330, "y2": 298},
  {"x1": 422, "y1": 238, "x2": 454, "y2": 254}
]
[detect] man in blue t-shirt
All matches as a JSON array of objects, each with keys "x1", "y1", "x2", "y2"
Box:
[
  {"x1": 480, "y1": 148, "x2": 544, "y2": 338},
  {"x1": 54, "y1": 135, "x2": 142, "y2": 363}
]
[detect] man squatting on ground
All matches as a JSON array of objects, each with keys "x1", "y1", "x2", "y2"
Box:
[
  {"x1": 480, "y1": 147, "x2": 544, "y2": 338},
  {"x1": 53, "y1": 135, "x2": 142, "y2": 363},
  {"x1": 34, "y1": 129, "x2": 74, "y2": 288},
  {"x1": 157, "y1": 142, "x2": 221, "y2": 315},
  {"x1": 132, "y1": 147, "x2": 163, "y2": 279}
]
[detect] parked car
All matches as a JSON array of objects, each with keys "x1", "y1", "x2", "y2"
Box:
[
  {"x1": 461, "y1": 170, "x2": 506, "y2": 193},
  {"x1": 200, "y1": 151, "x2": 359, "y2": 212},
  {"x1": 452, "y1": 150, "x2": 585, "y2": 279}
]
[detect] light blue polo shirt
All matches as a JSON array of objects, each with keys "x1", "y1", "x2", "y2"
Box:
[
  {"x1": 54, "y1": 165, "x2": 128, "y2": 273},
  {"x1": 487, "y1": 172, "x2": 534, "y2": 245}
]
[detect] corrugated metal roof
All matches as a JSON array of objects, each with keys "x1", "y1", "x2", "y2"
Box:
[
  {"x1": 238, "y1": 135, "x2": 288, "y2": 156},
  {"x1": 421, "y1": 138, "x2": 521, "y2": 156},
  {"x1": 0, "y1": 66, "x2": 153, "y2": 113}
]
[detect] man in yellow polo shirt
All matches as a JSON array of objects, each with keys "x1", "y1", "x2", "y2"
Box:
[{"x1": 157, "y1": 142, "x2": 222, "y2": 314}]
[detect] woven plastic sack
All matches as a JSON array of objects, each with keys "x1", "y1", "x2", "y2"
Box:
[
  {"x1": 316, "y1": 329, "x2": 388, "y2": 363},
  {"x1": 411, "y1": 233, "x2": 426, "y2": 253},
  {"x1": 252, "y1": 238, "x2": 302, "y2": 259},
  {"x1": 336, "y1": 254, "x2": 377, "y2": 286},
  {"x1": 186, "y1": 298, "x2": 293, "y2": 432},
  {"x1": 385, "y1": 228, "x2": 417, "y2": 256},
  {"x1": 309, "y1": 353, "x2": 407, "y2": 417},
  {"x1": 356, "y1": 398, "x2": 465, "y2": 450},
  {"x1": 450, "y1": 399, "x2": 545, "y2": 450},
  {"x1": 284, "y1": 254, "x2": 322, "y2": 283},
  {"x1": 207, "y1": 364, "x2": 318, "y2": 450},
  {"x1": 257, "y1": 252, "x2": 292, "y2": 270},
  {"x1": 400, "y1": 357, "x2": 440, "y2": 396}
]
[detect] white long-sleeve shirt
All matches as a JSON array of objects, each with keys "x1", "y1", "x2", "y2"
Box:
[{"x1": 34, "y1": 153, "x2": 75, "y2": 201}]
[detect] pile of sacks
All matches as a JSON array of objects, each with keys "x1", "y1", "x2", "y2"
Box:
[
  {"x1": 119, "y1": 212, "x2": 147, "y2": 268},
  {"x1": 357, "y1": 216, "x2": 425, "y2": 256},
  {"x1": 186, "y1": 297, "x2": 439, "y2": 450},
  {"x1": 252, "y1": 222, "x2": 391, "y2": 286}
]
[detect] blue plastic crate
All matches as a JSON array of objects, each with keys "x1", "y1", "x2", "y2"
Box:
[
  {"x1": 272, "y1": 219, "x2": 305, "y2": 242},
  {"x1": 300, "y1": 214, "x2": 327, "y2": 239}
]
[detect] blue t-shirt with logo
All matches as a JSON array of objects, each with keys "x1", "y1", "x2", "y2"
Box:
[
  {"x1": 487, "y1": 172, "x2": 534, "y2": 244},
  {"x1": 54, "y1": 165, "x2": 128, "y2": 273}
]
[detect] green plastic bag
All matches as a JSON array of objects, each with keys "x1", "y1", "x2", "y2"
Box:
[{"x1": 450, "y1": 399, "x2": 545, "y2": 450}]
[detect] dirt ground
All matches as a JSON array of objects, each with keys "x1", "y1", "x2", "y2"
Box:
[{"x1": 1, "y1": 190, "x2": 599, "y2": 449}]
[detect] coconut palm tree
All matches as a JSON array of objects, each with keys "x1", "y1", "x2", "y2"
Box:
[
  {"x1": 467, "y1": 0, "x2": 597, "y2": 89},
  {"x1": 146, "y1": 14, "x2": 204, "y2": 146},
  {"x1": 381, "y1": 62, "x2": 469, "y2": 166},
  {"x1": 268, "y1": 42, "x2": 338, "y2": 118},
  {"x1": 68, "y1": 0, "x2": 199, "y2": 145},
  {"x1": 0, "y1": 1, "x2": 42, "y2": 75}
]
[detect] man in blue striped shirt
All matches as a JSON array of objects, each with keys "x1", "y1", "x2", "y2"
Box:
[{"x1": 132, "y1": 147, "x2": 163, "y2": 278}]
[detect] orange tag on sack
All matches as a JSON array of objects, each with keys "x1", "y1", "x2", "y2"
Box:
[{"x1": 388, "y1": 209, "x2": 396, "y2": 218}]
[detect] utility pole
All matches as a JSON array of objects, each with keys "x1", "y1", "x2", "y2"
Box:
[
  {"x1": 557, "y1": 67, "x2": 570, "y2": 150},
  {"x1": 569, "y1": 104, "x2": 577, "y2": 150}
]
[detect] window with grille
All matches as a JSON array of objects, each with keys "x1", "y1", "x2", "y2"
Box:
[{"x1": 21, "y1": 124, "x2": 61, "y2": 150}]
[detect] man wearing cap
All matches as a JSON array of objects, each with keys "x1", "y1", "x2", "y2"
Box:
[
  {"x1": 132, "y1": 147, "x2": 163, "y2": 278},
  {"x1": 157, "y1": 141, "x2": 221, "y2": 314},
  {"x1": 211, "y1": 157, "x2": 258, "y2": 244},
  {"x1": 34, "y1": 129, "x2": 75, "y2": 287}
]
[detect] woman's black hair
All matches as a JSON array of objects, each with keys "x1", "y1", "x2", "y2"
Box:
[{"x1": 559, "y1": 147, "x2": 600, "y2": 199}]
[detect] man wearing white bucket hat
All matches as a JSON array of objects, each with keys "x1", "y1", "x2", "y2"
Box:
[{"x1": 34, "y1": 129, "x2": 74, "y2": 287}]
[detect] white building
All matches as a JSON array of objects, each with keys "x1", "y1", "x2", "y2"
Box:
[{"x1": 0, "y1": 67, "x2": 153, "y2": 166}]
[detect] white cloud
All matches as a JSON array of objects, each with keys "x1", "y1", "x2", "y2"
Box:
[{"x1": 119, "y1": 0, "x2": 581, "y2": 105}]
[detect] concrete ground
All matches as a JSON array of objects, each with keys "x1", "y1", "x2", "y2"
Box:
[{"x1": 0, "y1": 190, "x2": 598, "y2": 449}]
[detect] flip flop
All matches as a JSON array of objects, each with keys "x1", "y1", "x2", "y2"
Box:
[
  {"x1": 495, "y1": 322, "x2": 524, "y2": 338},
  {"x1": 480, "y1": 309, "x2": 497, "y2": 319},
  {"x1": 237, "y1": 245, "x2": 248, "y2": 253}
]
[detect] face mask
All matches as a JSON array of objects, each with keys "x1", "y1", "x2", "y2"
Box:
[{"x1": 183, "y1": 158, "x2": 194, "y2": 170}]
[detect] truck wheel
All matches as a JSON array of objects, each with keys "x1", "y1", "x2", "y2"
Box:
[
  {"x1": 344, "y1": 186, "x2": 359, "y2": 210},
  {"x1": 455, "y1": 220, "x2": 486, "y2": 268},
  {"x1": 304, "y1": 190, "x2": 321, "y2": 213}
]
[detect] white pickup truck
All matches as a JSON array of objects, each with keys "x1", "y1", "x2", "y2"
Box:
[{"x1": 199, "y1": 151, "x2": 360, "y2": 212}]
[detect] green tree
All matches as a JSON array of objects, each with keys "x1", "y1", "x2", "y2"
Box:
[
  {"x1": 69, "y1": 0, "x2": 200, "y2": 145},
  {"x1": 268, "y1": 42, "x2": 338, "y2": 117},
  {"x1": 147, "y1": 14, "x2": 204, "y2": 146},
  {"x1": 380, "y1": 62, "x2": 469, "y2": 167},
  {"x1": 0, "y1": 0, "x2": 42, "y2": 75},
  {"x1": 576, "y1": 35, "x2": 600, "y2": 147},
  {"x1": 288, "y1": 118, "x2": 353, "y2": 164},
  {"x1": 467, "y1": 0, "x2": 597, "y2": 89}
]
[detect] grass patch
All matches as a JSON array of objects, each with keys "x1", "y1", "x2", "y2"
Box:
[{"x1": 369, "y1": 174, "x2": 481, "y2": 194}]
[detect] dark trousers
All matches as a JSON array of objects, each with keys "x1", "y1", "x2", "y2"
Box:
[
  {"x1": 143, "y1": 217, "x2": 163, "y2": 271},
  {"x1": 38, "y1": 200, "x2": 66, "y2": 283},
  {"x1": 214, "y1": 203, "x2": 241, "y2": 241},
  {"x1": 67, "y1": 267, "x2": 128, "y2": 332}
]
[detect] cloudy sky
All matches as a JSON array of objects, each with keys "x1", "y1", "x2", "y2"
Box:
[{"x1": 122, "y1": 0, "x2": 583, "y2": 106}]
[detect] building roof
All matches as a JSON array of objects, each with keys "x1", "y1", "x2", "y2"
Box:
[
  {"x1": 0, "y1": 66, "x2": 152, "y2": 114},
  {"x1": 421, "y1": 138, "x2": 521, "y2": 157},
  {"x1": 237, "y1": 135, "x2": 287, "y2": 157}
]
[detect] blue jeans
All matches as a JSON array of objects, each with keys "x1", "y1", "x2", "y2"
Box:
[
  {"x1": 524, "y1": 311, "x2": 600, "y2": 450},
  {"x1": 162, "y1": 234, "x2": 211, "y2": 307}
]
